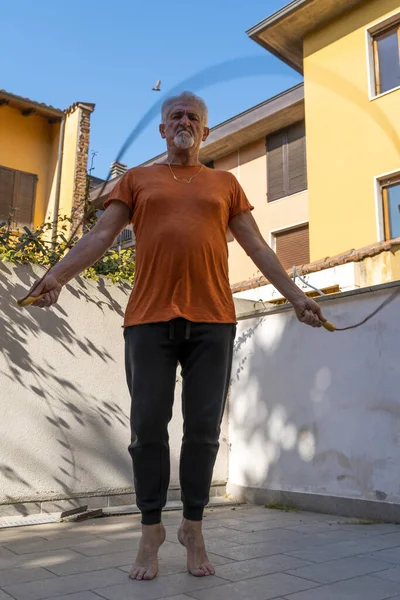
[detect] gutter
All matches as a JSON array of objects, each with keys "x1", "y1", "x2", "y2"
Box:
[{"x1": 246, "y1": 0, "x2": 310, "y2": 38}]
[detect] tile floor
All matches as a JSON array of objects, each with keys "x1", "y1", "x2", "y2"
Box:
[{"x1": 1, "y1": 504, "x2": 400, "y2": 600}]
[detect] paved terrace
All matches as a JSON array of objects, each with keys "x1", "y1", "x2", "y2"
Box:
[{"x1": 1, "y1": 504, "x2": 400, "y2": 600}]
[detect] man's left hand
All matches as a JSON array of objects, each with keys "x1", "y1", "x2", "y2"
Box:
[{"x1": 292, "y1": 295, "x2": 327, "y2": 328}]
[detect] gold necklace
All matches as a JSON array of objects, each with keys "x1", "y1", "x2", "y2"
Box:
[{"x1": 167, "y1": 162, "x2": 204, "y2": 183}]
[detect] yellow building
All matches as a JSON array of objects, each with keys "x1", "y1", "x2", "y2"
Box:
[
  {"x1": 249, "y1": 0, "x2": 400, "y2": 291},
  {"x1": 0, "y1": 90, "x2": 95, "y2": 237}
]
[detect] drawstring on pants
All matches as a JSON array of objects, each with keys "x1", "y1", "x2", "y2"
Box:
[{"x1": 168, "y1": 320, "x2": 191, "y2": 340}]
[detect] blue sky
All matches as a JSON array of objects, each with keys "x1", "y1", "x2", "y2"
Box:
[{"x1": 1, "y1": 0, "x2": 301, "y2": 179}]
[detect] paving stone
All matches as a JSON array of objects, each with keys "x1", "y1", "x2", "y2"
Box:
[
  {"x1": 201, "y1": 518, "x2": 248, "y2": 530},
  {"x1": 283, "y1": 522, "x2": 343, "y2": 535},
  {"x1": 283, "y1": 574, "x2": 400, "y2": 599},
  {"x1": 335, "y1": 523, "x2": 400, "y2": 536},
  {"x1": 4, "y1": 535, "x2": 101, "y2": 555},
  {"x1": 0, "y1": 549, "x2": 84, "y2": 570},
  {"x1": 292, "y1": 529, "x2": 379, "y2": 547},
  {"x1": 2, "y1": 568, "x2": 129, "y2": 600},
  {"x1": 286, "y1": 556, "x2": 394, "y2": 584},
  {"x1": 188, "y1": 572, "x2": 318, "y2": 600},
  {"x1": 214, "y1": 554, "x2": 311, "y2": 582},
  {"x1": 284, "y1": 538, "x2": 394, "y2": 563},
  {"x1": 43, "y1": 550, "x2": 141, "y2": 576},
  {"x1": 209, "y1": 527, "x2": 310, "y2": 546},
  {"x1": 92, "y1": 572, "x2": 227, "y2": 600},
  {"x1": 0, "y1": 566, "x2": 57, "y2": 586},
  {"x1": 0, "y1": 547, "x2": 18, "y2": 558},
  {"x1": 38, "y1": 594, "x2": 106, "y2": 600},
  {"x1": 0, "y1": 533, "x2": 46, "y2": 544},
  {"x1": 69, "y1": 538, "x2": 177, "y2": 557},
  {"x1": 365, "y1": 547, "x2": 400, "y2": 565},
  {"x1": 0, "y1": 591, "x2": 15, "y2": 600},
  {"x1": 372, "y1": 565, "x2": 400, "y2": 583}
]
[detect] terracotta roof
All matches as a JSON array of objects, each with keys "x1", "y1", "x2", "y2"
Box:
[
  {"x1": 0, "y1": 90, "x2": 95, "y2": 119},
  {"x1": 0, "y1": 89, "x2": 64, "y2": 118},
  {"x1": 231, "y1": 237, "x2": 400, "y2": 294}
]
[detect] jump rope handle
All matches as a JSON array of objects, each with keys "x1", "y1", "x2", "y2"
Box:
[
  {"x1": 17, "y1": 294, "x2": 46, "y2": 307},
  {"x1": 323, "y1": 321, "x2": 336, "y2": 332}
]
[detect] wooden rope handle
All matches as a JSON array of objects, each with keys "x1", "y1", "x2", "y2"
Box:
[
  {"x1": 322, "y1": 321, "x2": 336, "y2": 332},
  {"x1": 17, "y1": 294, "x2": 46, "y2": 307}
]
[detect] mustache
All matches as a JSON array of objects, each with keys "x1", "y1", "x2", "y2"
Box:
[{"x1": 177, "y1": 129, "x2": 193, "y2": 135}]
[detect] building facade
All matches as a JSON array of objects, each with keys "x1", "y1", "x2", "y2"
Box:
[{"x1": 0, "y1": 90, "x2": 94, "y2": 238}]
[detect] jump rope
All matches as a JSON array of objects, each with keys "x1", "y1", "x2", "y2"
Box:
[{"x1": 15, "y1": 56, "x2": 400, "y2": 332}]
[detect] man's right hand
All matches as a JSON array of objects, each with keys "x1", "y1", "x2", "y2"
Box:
[
  {"x1": 19, "y1": 201, "x2": 130, "y2": 309},
  {"x1": 28, "y1": 274, "x2": 64, "y2": 308}
]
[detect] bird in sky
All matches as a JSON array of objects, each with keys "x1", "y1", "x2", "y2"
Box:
[{"x1": 152, "y1": 80, "x2": 161, "y2": 91}]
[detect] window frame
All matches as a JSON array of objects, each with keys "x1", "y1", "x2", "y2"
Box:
[
  {"x1": 266, "y1": 121, "x2": 307, "y2": 203},
  {"x1": 380, "y1": 174, "x2": 400, "y2": 241},
  {"x1": 0, "y1": 164, "x2": 38, "y2": 230},
  {"x1": 367, "y1": 13, "x2": 400, "y2": 100},
  {"x1": 270, "y1": 221, "x2": 310, "y2": 271}
]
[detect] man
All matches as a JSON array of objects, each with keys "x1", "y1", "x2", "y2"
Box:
[{"x1": 28, "y1": 91, "x2": 326, "y2": 581}]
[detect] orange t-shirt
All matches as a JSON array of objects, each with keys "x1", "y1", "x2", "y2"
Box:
[{"x1": 105, "y1": 164, "x2": 253, "y2": 326}]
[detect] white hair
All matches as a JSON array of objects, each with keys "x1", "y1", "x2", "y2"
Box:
[{"x1": 161, "y1": 92, "x2": 208, "y2": 125}]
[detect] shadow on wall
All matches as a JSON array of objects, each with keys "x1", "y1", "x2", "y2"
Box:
[
  {"x1": 229, "y1": 290, "x2": 400, "y2": 505},
  {"x1": 0, "y1": 262, "x2": 134, "y2": 514}
]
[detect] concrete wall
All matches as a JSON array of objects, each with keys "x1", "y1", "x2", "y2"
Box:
[
  {"x1": 0, "y1": 263, "x2": 228, "y2": 510},
  {"x1": 228, "y1": 282, "x2": 400, "y2": 519},
  {"x1": 304, "y1": 0, "x2": 400, "y2": 262},
  {"x1": 215, "y1": 139, "x2": 308, "y2": 286}
]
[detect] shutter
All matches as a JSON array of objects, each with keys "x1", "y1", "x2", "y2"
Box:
[
  {"x1": 14, "y1": 172, "x2": 37, "y2": 229},
  {"x1": 287, "y1": 121, "x2": 307, "y2": 195},
  {"x1": 0, "y1": 166, "x2": 16, "y2": 223},
  {"x1": 267, "y1": 130, "x2": 286, "y2": 202},
  {"x1": 275, "y1": 224, "x2": 310, "y2": 271}
]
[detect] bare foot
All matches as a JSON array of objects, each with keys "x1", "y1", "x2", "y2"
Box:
[
  {"x1": 129, "y1": 523, "x2": 166, "y2": 581},
  {"x1": 177, "y1": 518, "x2": 215, "y2": 577}
]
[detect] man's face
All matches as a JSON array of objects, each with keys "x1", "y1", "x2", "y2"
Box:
[{"x1": 159, "y1": 102, "x2": 209, "y2": 150}]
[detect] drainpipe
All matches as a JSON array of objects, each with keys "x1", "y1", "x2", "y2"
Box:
[{"x1": 51, "y1": 115, "x2": 66, "y2": 247}]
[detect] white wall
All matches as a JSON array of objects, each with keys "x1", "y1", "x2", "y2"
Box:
[
  {"x1": 0, "y1": 263, "x2": 228, "y2": 505},
  {"x1": 229, "y1": 284, "x2": 400, "y2": 505}
]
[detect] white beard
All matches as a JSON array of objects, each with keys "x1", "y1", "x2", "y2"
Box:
[{"x1": 174, "y1": 131, "x2": 194, "y2": 149}]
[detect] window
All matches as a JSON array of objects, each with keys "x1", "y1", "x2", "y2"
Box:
[
  {"x1": 274, "y1": 224, "x2": 310, "y2": 270},
  {"x1": 113, "y1": 224, "x2": 136, "y2": 249},
  {"x1": 266, "y1": 121, "x2": 307, "y2": 202},
  {"x1": 373, "y1": 23, "x2": 400, "y2": 95},
  {"x1": 382, "y1": 177, "x2": 400, "y2": 240},
  {"x1": 0, "y1": 165, "x2": 37, "y2": 229}
]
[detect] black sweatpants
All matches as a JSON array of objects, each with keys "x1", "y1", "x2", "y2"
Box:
[{"x1": 124, "y1": 318, "x2": 236, "y2": 525}]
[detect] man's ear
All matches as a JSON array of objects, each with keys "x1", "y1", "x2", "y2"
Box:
[
  {"x1": 159, "y1": 123, "x2": 166, "y2": 139},
  {"x1": 202, "y1": 127, "x2": 210, "y2": 142}
]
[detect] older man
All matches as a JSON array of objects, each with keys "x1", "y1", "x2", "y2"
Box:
[{"x1": 28, "y1": 91, "x2": 326, "y2": 580}]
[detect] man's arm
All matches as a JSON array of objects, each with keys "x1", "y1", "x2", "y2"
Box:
[
  {"x1": 229, "y1": 210, "x2": 326, "y2": 327},
  {"x1": 28, "y1": 201, "x2": 130, "y2": 308}
]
